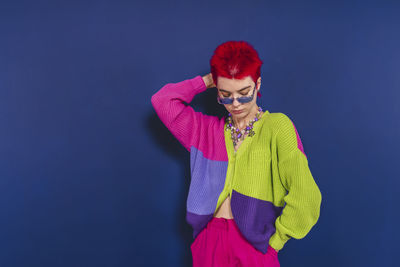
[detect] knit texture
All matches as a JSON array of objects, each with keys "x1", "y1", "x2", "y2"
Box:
[{"x1": 151, "y1": 75, "x2": 322, "y2": 253}]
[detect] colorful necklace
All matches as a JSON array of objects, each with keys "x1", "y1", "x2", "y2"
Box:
[{"x1": 226, "y1": 106, "x2": 263, "y2": 147}]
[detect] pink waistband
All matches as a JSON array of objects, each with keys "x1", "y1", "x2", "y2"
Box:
[
  {"x1": 208, "y1": 217, "x2": 236, "y2": 230},
  {"x1": 206, "y1": 217, "x2": 278, "y2": 255}
]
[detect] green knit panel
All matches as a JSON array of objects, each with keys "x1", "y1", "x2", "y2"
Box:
[{"x1": 218, "y1": 111, "x2": 322, "y2": 251}]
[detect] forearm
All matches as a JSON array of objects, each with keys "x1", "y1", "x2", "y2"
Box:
[
  {"x1": 150, "y1": 75, "x2": 209, "y2": 151},
  {"x1": 151, "y1": 75, "x2": 207, "y2": 125},
  {"x1": 269, "y1": 149, "x2": 322, "y2": 250}
]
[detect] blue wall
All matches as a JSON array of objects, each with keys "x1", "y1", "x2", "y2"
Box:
[{"x1": 0, "y1": 1, "x2": 399, "y2": 266}]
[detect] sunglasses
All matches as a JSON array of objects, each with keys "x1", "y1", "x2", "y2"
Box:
[{"x1": 217, "y1": 84, "x2": 257, "y2": 105}]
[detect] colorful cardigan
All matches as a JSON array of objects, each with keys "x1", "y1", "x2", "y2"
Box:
[{"x1": 151, "y1": 75, "x2": 322, "y2": 254}]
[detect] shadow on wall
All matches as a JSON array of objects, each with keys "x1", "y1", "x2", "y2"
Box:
[{"x1": 146, "y1": 110, "x2": 193, "y2": 266}]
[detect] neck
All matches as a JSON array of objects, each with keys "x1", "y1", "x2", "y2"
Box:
[{"x1": 232, "y1": 105, "x2": 261, "y2": 130}]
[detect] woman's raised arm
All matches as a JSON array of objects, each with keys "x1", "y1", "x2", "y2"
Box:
[{"x1": 151, "y1": 74, "x2": 217, "y2": 152}]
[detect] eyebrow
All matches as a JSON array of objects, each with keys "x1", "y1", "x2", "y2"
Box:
[{"x1": 218, "y1": 85, "x2": 251, "y2": 93}]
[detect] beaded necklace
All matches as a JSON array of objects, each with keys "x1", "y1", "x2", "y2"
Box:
[{"x1": 226, "y1": 106, "x2": 263, "y2": 147}]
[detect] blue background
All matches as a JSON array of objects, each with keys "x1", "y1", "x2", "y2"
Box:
[{"x1": 1, "y1": 0, "x2": 399, "y2": 266}]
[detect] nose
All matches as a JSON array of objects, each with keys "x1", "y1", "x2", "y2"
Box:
[{"x1": 232, "y1": 98, "x2": 241, "y2": 107}]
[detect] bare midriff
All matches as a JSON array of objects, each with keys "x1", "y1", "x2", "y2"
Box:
[{"x1": 213, "y1": 195, "x2": 234, "y2": 218}]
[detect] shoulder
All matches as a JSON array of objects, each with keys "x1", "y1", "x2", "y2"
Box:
[
  {"x1": 270, "y1": 112, "x2": 306, "y2": 157},
  {"x1": 269, "y1": 112, "x2": 302, "y2": 147},
  {"x1": 264, "y1": 112, "x2": 295, "y2": 134}
]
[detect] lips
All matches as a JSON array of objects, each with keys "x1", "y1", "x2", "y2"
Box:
[{"x1": 232, "y1": 110, "x2": 243, "y2": 114}]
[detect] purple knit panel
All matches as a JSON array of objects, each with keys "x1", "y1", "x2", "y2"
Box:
[
  {"x1": 231, "y1": 189, "x2": 284, "y2": 254},
  {"x1": 187, "y1": 146, "x2": 228, "y2": 215},
  {"x1": 186, "y1": 211, "x2": 213, "y2": 239}
]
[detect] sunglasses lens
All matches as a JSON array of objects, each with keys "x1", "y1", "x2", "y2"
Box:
[
  {"x1": 238, "y1": 96, "x2": 252, "y2": 103},
  {"x1": 218, "y1": 98, "x2": 232, "y2": 104},
  {"x1": 218, "y1": 88, "x2": 255, "y2": 104}
]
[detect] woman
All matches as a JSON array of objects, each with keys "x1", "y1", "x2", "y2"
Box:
[{"x1": 151, "y1": 40, "x2": 322, "y2": 267}]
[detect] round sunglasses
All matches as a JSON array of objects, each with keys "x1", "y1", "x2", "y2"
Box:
[{"x1": 217, "y1": 84, "x2": 257, "y2": 105}]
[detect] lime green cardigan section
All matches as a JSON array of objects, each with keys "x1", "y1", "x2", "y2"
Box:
[{"x1": 214, "y1": 110, "x2": 322, "y2": 251}]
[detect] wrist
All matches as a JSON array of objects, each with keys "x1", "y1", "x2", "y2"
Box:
[
  {"x1": 202, "y1": 76, "x2": 210, "y2": 88},
  {"x1": 201, "y1": 74, "x2": 215, "y2": 89}
]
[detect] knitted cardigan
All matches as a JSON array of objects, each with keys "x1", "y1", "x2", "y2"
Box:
[{"x1": 151, "y1": 75, "x2": 322, "y2": 254}]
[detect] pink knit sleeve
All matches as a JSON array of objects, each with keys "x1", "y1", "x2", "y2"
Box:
[{"x1": 151, "y1": 75, "x2": 218, "y2": 152}]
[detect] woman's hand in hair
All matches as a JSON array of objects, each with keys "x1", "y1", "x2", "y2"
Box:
[{"x1": 202, "y1": 73, "x2": 216, "y2": 89}]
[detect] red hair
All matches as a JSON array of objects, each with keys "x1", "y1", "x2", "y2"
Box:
[{"x1": 209, "y1": 40, "x2": 263, "y2": 96}]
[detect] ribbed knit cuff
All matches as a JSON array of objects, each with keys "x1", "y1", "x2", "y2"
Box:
[
  {"x1": 189, "y1": 75, "x2": 207, "y2": 93},
  {"x1": 269, "y1": 232, "x2": 290, "y2": 251}
]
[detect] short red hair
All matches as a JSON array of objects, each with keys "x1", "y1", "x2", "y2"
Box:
[{"x1": 209, "y1": 40, "x2": 263, "y2": 90}]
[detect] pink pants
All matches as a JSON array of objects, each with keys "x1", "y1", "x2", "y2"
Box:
[{"x1": 191, "y1": 217, "x2": 280, "y2": 267}]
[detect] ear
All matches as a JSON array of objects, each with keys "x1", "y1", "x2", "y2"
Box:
[{"x1": 256, "y1": 77, "x2": 262, "y2": 97}]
